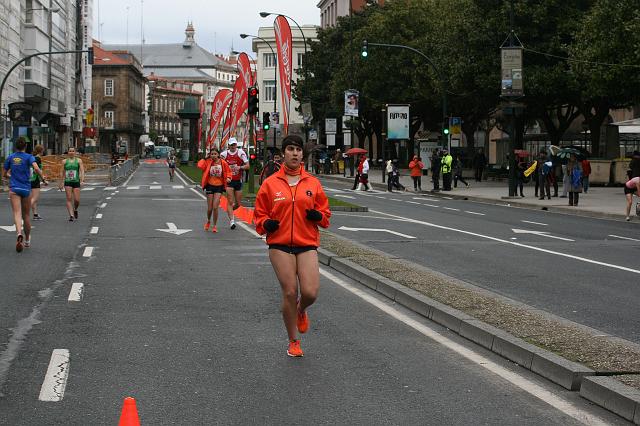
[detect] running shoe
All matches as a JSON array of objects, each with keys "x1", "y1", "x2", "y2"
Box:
[
  {"x1": 297, "y1": 305, "x2": 309, "y2": 334},
  {"x1": 212, "y1": 226, "x2": 218, "y2": 233},
  {"x1": 74, "y1": 210, "x2": 78, "y2": 219},
  {"x1": 230, "y1": 220, "x2": 236, "y2": 230},
  {"x1": 287, "y1": 339, "x2": 304, "y2": 357},
  {"x1": 23, "y1": 240, "x2": 30, "y2": 248},
  {"x1": 204, "y1": 221, "x2": 211, "y2": 231},
  {"x1": 33, "y1": 214, "x2": 43, "y2": 221},
  {"x1": 69, "y1": 216, "x2": 74, "y2": 222},
  {"x1": 16, "y1": 235, "x2": 23, "y2": 253}
]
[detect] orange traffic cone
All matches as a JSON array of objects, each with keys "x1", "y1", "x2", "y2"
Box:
[{"x1": 118, "y1": 397, "x2": 141, "y2": 426}]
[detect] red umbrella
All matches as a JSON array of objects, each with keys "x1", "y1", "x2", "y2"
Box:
[{"x1": 345, "y1": 147, "x2": 367, "y2": 156}]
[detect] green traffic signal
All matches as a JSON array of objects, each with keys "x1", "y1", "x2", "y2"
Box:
[
  {"x1": 362, "y1": 40, "x2": 368, "y2": 58},
  {"x1": 443, "y1": 128, "x2": 450, "y2": 135},
  {"x1": 262, "y1": 112, "x2": 270, "y2": 130}
]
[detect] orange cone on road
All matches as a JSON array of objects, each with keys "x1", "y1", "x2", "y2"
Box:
[{"x1": 118, "y1": 397, "x2": 141, "y2": 426}]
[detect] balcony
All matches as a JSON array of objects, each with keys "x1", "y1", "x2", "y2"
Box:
[{"x1": 101, "y1": 121, "x2": 145, "y2": 134}]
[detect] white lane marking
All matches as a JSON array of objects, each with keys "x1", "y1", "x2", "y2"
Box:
[
  {"x1": 512, "y1": 228, "x2": 575, "y2": 242},
  {"x1": 149, "y1": 185, "x2": 162, "y2": 190},
  {"x1": 521, "y1": 220, "x2": 548, "y2": 226},
  {"x1": 405, "y1": 201, "x2": 421, "y2": 205},
  {"x1": 338, "y1": 226, "x2": 416, "y2": 239},
  {"x1": 175, "y1": 169, "x2": 191, "y2": 186},
  {"x1": 374, "y1": 196, "x2": 386, "y2": 199},
  {"x1": 114, "y1": 190, "x2": 119, "y2": 193},
  {"x1": 82, "y1": 247, "x2": 94, "y2": 257},
  {"x1": 331, "y1": 213, "x2": 410, "y2": 222},
  {"x1": 608, "y1": 234, "x2": 640, "y2": 242},
  {"x1": 443, "y1": 207, "x2": 460, "y2": 211},
  {"x1": 106, "y1": 197, "x2": 112, "y2": 200},
  {"x1": 110, "y1": 193, "x2": 116, "y2": 196},
  {"x1": 95, "y1": 213, "x2": 103, "y2": 219},
  {"x1": 442, "y1": 196, "x2": 453, "y2": 200},
  {"x1": 104, "y1": 186, "x2": 117, "y2": 190},
  {"x1": 412, "y1": 197, "x2": 429, "y2": 200},
  {"x1": 151, "y1": 198, "x2": 201, "y2": 202},
  {"x1": 423, "y1": 204, "x2": 440, "y2": 208},
  {"x1": 319, "y1": 268, "x2": 609, "y2": 426},
  {"x1": 325, "y1": 188, "x2": 345, "y2": 193},
  {"x1": 334, "y1": 195, "x2": 356, "y2": 199},
  {"x1": 370, "y1": 209, "x2": 640, "y2": 275},
  {"x1": 99, "y1": 203, "x2": 107, "y2": 208},
  {"x1": 237, "y1": 221, "x2": 264, "y2": 240},
  {"x1": 465, "y1": 211, "x2": 486, "y2": 216},
  {"x1": 38, "y1": 349, "x2": 70, "y2": 402},
  {"x1": 68, "y1": 283, "x2": 84, "y2": 302},
  {"x1": 40, "y1": 188, "x2": 52, "y2": 192},
  {"x1": 172, "y1": 185, "x2": 184, "y2": 189},
  {"x1": 90, "y1": 227, "x2": 99, "y2": 234},
  {"x1": 390, "y1": 198, "x2": 402, "y2": 201},
  {"x1": 121, "y1": 167, "x2": 137, "y2": 187},
  {"x1": 190, "y1": 187, "x2": 205, "y2": 199},
  {"x1": 156, "y1": 222, "x2": 192, "y2": 235},
  {"x1": 127, "y1": 186, "x2": 140, "y2": 190},
  {"x1": 81, "y1": 187, "x2": 95, "y2": 191}
]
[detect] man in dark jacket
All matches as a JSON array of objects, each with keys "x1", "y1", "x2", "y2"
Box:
[
  {"x1": 431, "y1": 150, "x2": 441, "y2": 191},
  {"x1": 473, "y1": 148, "x2": 487, "y2": 182}
]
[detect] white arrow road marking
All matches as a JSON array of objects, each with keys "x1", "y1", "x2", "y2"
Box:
[
  {"x1": 338, "y1": 226, "x2": 416, "y2": 239},
  {"x1": 0, "y1": 225, "x2": 16, "y2": 232},
  {"x1": 152, "y1": 181, "x2": 160, "y2": 184},
  {"x1": 334, "y1": 195, "x2": 356, "y2": 199},
  {"x1": 38, "y1": 349, "x2": 70, "y2": 402},
  {"x1": 608, "y1": 234, "x2": 640, "y2": 242},
  {"x1": 512, "y1": 228, "x2": 574, "y2": 242},
  {"x1": 156, "y1": 222, "x2": 192, "y2": 235},
  {"x1": 68, "y1": 283, "x2": 84, "y2": 302}
]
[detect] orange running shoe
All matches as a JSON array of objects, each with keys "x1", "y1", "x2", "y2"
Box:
[
  {"x1": 204, "y1": 221, "x2": 210, "y2": 231},
  {"x1": 287, "y1": 339, "x2": 304, "y2": 357},
  {"x1": 297, "y1": 305, "x2": 309, "y2": 334},
  {"x1": 211, "y1": 226, "x2": 218, "y2": 233}
]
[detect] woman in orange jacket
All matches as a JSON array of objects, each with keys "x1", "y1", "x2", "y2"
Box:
[
  {"x1": 254, "y1": 135, "x2": 331, "y2": 357},
  {"x1": 197, "y1": 148, "x2": 231, "y2": 233},
  {"x1": 408, "y1": 155, "x2": 424, "y2": 191}
]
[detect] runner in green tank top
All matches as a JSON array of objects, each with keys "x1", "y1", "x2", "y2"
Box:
[{"x1": 59, "y1": 147, "x2": 85, "y2": 221}]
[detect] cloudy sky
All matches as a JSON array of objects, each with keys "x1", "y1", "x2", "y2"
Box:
[{"x1": 93, "y1": 0, "x2": 320, "y2": 54}]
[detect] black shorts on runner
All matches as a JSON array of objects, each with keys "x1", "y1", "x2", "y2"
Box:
[
  {"x1": 205, "y1": 184, "x2": 225, "y2": 195},
  {"x1": 228, "y1": 180, "x2": 242, "y2": 191},
  {"x1": 31, "y1": 180, "x2": 41, "y2": 189},
  {"x1": 168, "y1": 164, "x2": 176, "y2": 169},
  {"x1": 624, "y1": 186, "x2": 637, "y2": 195},
  {"x1": 64, "y1": 181, "x2": 80, "y2": 188},
  {"x1": 269, "y1": 245, "x2": 317, "y2": 255}
]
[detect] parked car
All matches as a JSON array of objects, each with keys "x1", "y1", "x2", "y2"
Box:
[{"x1": 154, "y1": 146, "x2": 172, "y2": 159}]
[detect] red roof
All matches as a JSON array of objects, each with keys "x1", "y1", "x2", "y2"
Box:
[{"x1": 92, "y1": 41, "x2": 135, "y2": 66}]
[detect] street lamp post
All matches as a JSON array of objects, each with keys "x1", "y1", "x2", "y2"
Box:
[{"x1": 240, "y1": 33, "x2": 278, "y2": 162}]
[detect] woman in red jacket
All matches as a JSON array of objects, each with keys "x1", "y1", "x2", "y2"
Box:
[
  {"x1": 254, "y1": 135, "x2": 331, "y2": 357},
  {"x1": 197, "y1": 148, "x2": 231, "y2": 233}
]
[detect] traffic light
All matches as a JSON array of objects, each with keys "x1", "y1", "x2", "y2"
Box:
[
  {"x1": 87, "y1": 47, "x2": 94, "y2": 65},
  {"x1": 247, "y1": 86, "x2": 259, "y2": 116},
  {"x1": 361, "y1": 40, "x2": 368, "y2": 58},
  {"x1": 442, "y1": 117, "x2": 450, "y2": 135},
  {"x1": 262, "y1": 112, "x2": 271, "y2": 130}
]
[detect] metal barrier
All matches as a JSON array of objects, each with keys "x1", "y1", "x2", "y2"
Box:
[{"x1": 109, "y1": 156, "x2": 139, "y2": 185}]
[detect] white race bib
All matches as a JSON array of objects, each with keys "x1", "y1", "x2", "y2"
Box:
[
  {"x1": 65, "y1": 169, "x2": 78, "y2": 180},
  {"x1": 210, "y1": 165, "x2": 222, "y2": 177}
]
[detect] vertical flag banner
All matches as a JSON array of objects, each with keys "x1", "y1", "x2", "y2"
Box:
[
  {"x1": 229, "y1": 77, "x2": 248, "y2": 141},
  {"x1": 220, "y1": 107, "x2": 233, "y2": 150},
  {"x1": 274, "y1": 15, "x2": 292, "y2": 135},
  {"x1": 207, "y1": 89, "x2": 232, "y2": 149},
  {"x1": 237, "y1": 52, "x2": 254, "y2": 89}
]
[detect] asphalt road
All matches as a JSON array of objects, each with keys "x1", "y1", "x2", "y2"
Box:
[
  {"x1": 321, "y1": 179, "x2": 640, "y2": 345},
  {"x1": 0, "y1": 163, "x2": 628, "y2": 424}
]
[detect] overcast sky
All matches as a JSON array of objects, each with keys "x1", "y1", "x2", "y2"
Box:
[{"x1": 93, "y1": 0, "x2": 320, "y2": 54}]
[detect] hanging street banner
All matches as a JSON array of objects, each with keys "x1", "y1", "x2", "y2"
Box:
[
  {"x1": 274, "y1": 15, "x2": 292, "y2": 135},
  {"x1": 501, "y1": 47, "x2": 524, "y2": 97},
  {"x1": 220, "y1": 100, "x2": 234, "y2": 149},
  {"x1": 237, "y1": 52, "x2": 254, "y2": 89},
  {"x1": 344, "y1": 90, "x2": 359, "y2": 117},
  {"x1": 387, "y1": 105, "x2": 410, "y2": 140},
  {"x1": 206, "y1": 89, "x2": 232, "y2": 149}
]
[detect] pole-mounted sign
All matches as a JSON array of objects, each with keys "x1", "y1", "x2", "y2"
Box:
[{"x1": 501, "y1": 47, "x2": 523, "y2": 98}]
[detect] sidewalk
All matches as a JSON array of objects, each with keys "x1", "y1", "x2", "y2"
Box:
[{"x1": 319, "y1": 169, "x2": 636, "y2": 221}]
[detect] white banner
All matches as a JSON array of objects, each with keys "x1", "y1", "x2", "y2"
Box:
[
  {"x1": 387, "y1": 105, "x2": 410, "y2": 140},
  {"x1": 326, "y1": 134, "x2": 336, "y2": 146}
]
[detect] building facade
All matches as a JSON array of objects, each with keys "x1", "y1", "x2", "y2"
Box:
[
  {"x1": 91, "y1": 42, "x2": 145, "y2": 155},
  {"x1": 253, "y1": 25, "x2": 318, "y2": 147},
  {"x1": 1, "y1": 0, "x2": 88, "y2": 155},
  {"x1": 317, "y1": 0, "x2": 383, "y2": 28}
]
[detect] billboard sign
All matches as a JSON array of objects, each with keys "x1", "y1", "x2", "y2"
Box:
[
  {"x1": 325, "y1": 118, "x2": 337, "y2": 134},
  {"x1": 387, "y1": 105, "x2": 410, "y2": 140},
  {"x1": 344, "y1": 90, "x2": 359, "y2": 117},
  {"x1": 501, "y1": 47, "x2": 523, "y2": 97}
]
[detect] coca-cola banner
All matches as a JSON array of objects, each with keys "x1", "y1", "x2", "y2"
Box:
[
  {"x1": 221, "y1": 77, "x2": 247, "y2": 150},
  {"x1": 237, "y1": 52, "x2": 254, "y2": 89},
  {"x1": 274, "y1": 15, "x2": 292, "y2": 135},
  {"x1": 207, "y1": 89, "x2": 232, "y2": 149}
]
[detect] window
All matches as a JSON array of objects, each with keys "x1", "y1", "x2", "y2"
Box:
[
  {"x1": 263, "y1": 80, "x2": 276, "y2": 102},
  {"x1": 297, "y1": 53, "x2": 304, "y2": 67},
  {"x1": 104, "y1": 79, "x2": 114, "y2": 96},
  {"x1": 104, "y1": 111, "x2": 114, "y2": 129},
  {"x1": 207, "y1": 86, "x2": 215, "y2": 101},
  {"x1": 263, "y1": 53, "x2": 277, "y2": 68}
]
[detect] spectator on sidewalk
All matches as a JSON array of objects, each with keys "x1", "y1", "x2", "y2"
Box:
[
  {"x1": 431, "y1": 150, "x2": 441, "y2": 191},
  {"x1": 385, "y1": 159, "x2": 394, "y2": 192},
  {"x1": 516, "y1": 157, "x2": 526, "y2": 197},
  {"x1": 357, "y1": 155, "x2": 371, "y2": 191},
  {"x1": 352, "y1": 156, "x2": 361, "y2": 190},
  {"x1": 628, "y1": 151, "x2": 640, "y2": 179},
  {"x1": 581, "y1": 158, "x2": 591, "y2": 193},
  {"x1": 537, "y1": 150, "x2": 551, "y2": 200},
  {"x1": 624, "y1": 176, "x2": 640, "y2": 221},
  {"x1": 441, "y1": 149, "x2": 453, "y2": 191},
  {"x1": 409, "y1": 155, "x2": 424, "y2": 192},
  {"x1": 567, "y1": 153, "x2": 583, "y2": 206},
  {"x1": 453, "y1": 155, "x2": 470, "y2": 188},
  {"x1": 560, "y1": 163, "x2": 569, "y2": 198},
  {"x1": 391, "y1": 159, "x2": 405, "y2": 191},
  {"x1": 473, "y1": 148, "x2": 486, "y2": 182}
]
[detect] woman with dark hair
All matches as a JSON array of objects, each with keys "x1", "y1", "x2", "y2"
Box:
[
  {"x1": 59, "y1": 147, "x2": 85, "y2": 221},
  {"x1": 197, "y1": 148, "x2": 231, "y2": 233},
  {"x1": 254, "y1": 135, "x2": 331, "y2": 357},
  {"x1": 2, "y1": 137, "x2": 46, "y2": 251}
]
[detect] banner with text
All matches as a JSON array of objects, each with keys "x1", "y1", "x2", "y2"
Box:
[
  {"x1": 387, "y1": 105, "x2": 410, "y2": 140},
  {"x1": 207, "y1": 89, "x2": 232, "y2": 149},
  {"x1": 274, "y1": 15, "x2": 292, "y2": 135}
]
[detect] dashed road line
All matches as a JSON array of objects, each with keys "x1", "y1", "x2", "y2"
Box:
[
  {"x1": 172, "y1": 185, "x2": 184, "y2": 189},
  {"x1": 68, "y1": 283, "x2": 84, "y2": 302},
  {"x1": 99, "y1": 203, "x2": 107, "y2": 208},
  {"x1": 38, "y1": 349, "x2": 70, "y2": 402},
  {"x1": 150, "y1": 185, "x2": 162, "y2": 190},
  {"x1": 390, "y1": 198, "x2": 402, "y2": 201},
  {"x1": 95, "y1": 213, "x2": 103, "y2": 219},
  {"x1": 82, "y1": 247, "x2": 94, "y2": 257},
  {"x1": 127, "y1": 186, "x2": 140, "y2": 190},
  {"x1": 443, "y1": 207, "x2": 460, "y2": 212},
  {"x1": 106, "y1": 197, "x2": 112, "y2": 200},
  {"x1": 405, "y1": 201, "x2": 421, "y2": 205},
  {"x1": 465, "y1": 211, "x2": 486, "y2": 216},
  {"x1": 608, "y1": 234, "x2": 640, "y2": 242},
  {"x1": 90, "y1": 227, "x2": 99, "y2": 234},
  {"x1": 522, "y1": 220, "x2": 548, "y2": 226},
  {"x1": 423, "y1": 204, "x2": 440, "y2": 208}
]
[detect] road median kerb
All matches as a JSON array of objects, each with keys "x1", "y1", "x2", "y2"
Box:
[{"x1": 318, "y1": 233, "x2": 640, "y2": 423}]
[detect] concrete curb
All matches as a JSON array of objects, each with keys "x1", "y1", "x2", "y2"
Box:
[{"x1": 318, "y1": 247, "x2": 640, "y2": 423}]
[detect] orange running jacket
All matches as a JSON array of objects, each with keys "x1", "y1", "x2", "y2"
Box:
[
  {"x1": 197, "y1": 158, "x2": 231, "y2": 189},
  {"x1": 254, "y1": 166, "x2": 331, "y2": 247}
]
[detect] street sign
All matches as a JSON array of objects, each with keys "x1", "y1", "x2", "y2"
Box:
[
  {"x1": 501, "y1": 47, "x2": 524, "y2": 97},
  {"x1": 325, "y1": 118, "x2": 337, "y2": 134},
  {"x1": 450, "y1": 117, "x2": 462, "y2": 135},
  {"x1": 344, "y1": 90, "x2": 359, "y2": 117}
]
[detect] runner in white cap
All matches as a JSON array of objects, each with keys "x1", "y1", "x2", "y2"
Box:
[{"x1": 220, "y1": 138, "x2": 249, "y2": 229}]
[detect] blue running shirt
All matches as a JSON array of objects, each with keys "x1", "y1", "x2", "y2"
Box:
[{"x1": 4, "y1": 152, "x2": 36, "y2": 192}]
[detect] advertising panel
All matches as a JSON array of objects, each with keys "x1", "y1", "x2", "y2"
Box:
[{"x1": 387, "y1": 105, "x2": 410, "y2": 140}]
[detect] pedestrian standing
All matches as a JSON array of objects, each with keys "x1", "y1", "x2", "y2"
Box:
[
  {"x1": 254, "y1": 135, "x2": 331, "y2": 357},
  {"x1": 2, "y1": 137, "x2": 46, "y2": 251},
  {"x1": 516, "y1": 157, "x2": 525, "y2": 197},
  {"x1": 441, "y1": 149, "x2": 453, "y2": 191},
  {"x1": 431, "y1": 150, "x2": 441, "y2": 190},
  {"x1": 59, "y1": 147, "x2": 84, "y2": 221},
  {"x1": 567, "y1": 154, "x2": 583, "y2": 206},
  {"x1": 391, "y1": 159, "x2": 405, "y2": 191},
  {"x1": 385, "y1": 159, "x2": 394, "y2": 192},
  {"x1": 357, "y1": 155, "x2": 371, "y2": 191},
  {"x1": 624, "y1": 176, "x2": 640, "y2": 221},
  {"x1": 581, "y1": 158, "x2": 591, "y2": 193},
  {"x1": 260, "y1": 151, "x2": 282, "y2": 184},
  {"x1": 30, "y1": 145, "x2": 46, "y2": 220},
  {"x1": 473, "y1": 148, "x2": 486, "y2": 182},
  {"x1": 453, "y1": 155, "x2": 469, "y2": 188},
  {"x1": 408, "y1": 155, "x2": 424, "y2": 191},
  {"x1": 537, "y1": 150, "x2": 551, "y2": 200},
  {"x1": 352, "y1": 155, "x2": 362, "y2": 190}
]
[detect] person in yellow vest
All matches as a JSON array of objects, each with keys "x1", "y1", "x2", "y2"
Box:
[{"x1": 441, "y1": 149, "x2": 453, "y2": 191}]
